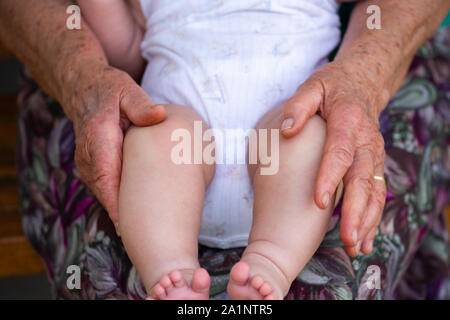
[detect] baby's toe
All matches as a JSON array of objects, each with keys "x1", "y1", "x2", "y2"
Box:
[
  {"x1": 259, "y1": 282, "x2": 273, "y2": 297},
  {"x1": 250, "y1": 275, "x2": 264, "y2": 290},
  {"x1": 153, "y1": 283, "x2": 167, "y2": 299},
  {"x1": 230, "y1": 262, "x2": 250, "y2": 285},
  {"x1": 160, "y1": 275, "x2": 173, "y2": 290},
  {"x1": 192, "y1": 268, "x2": 210, "y2": 293},
  {"x1": 169, "y1": 270, "x2": 186, "y2": 288}
]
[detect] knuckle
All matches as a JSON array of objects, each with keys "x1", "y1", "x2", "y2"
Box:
[
  {"x1": 74, "y1": 138, "x2": 89, "y2": 168},
  {"x1": 93, "y1": 169, "x2": 110, "y2": 188},
  {"x1": 284, "y1": 97, "x2": 300, "y2": 112},
  {"x1": 374, "y1": 132, "x2": 386, "y2": 152},
  {"x1": 91, "y1": 165, "x2": 114, "y2": 195},
  {"x1": 74, "y1": 145, "x2": 93, "y2": 184},
  {"x1": 349, "y1": 175, "x2": 373, "y2": 193},
  {"x1": 74, "y1": 126, "x2": 100, "y2": 184},
  {"x1": 377, "y1": 149, "x2": 386, "y2": 165},
  {"x1": 358, "y1": 144, "x2": 376, "y2": 162},
  {"x1": 284, "y1": 98, "x2": 315, "y2": 117},
  {"x1": 328, "y1": 146, "x2": 354, "y2": 168},
  {"x1": 79, "y1": 132, "x2": 95, "y2": 161}
]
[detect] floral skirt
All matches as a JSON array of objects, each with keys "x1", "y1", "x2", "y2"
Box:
[{"x1": 17, "y1": 27, "x2": 450, "y2": 300}]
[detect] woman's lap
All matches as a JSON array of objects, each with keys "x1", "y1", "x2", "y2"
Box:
[{"x1": 17, "y1": 27, "x2": 450, "y2": 300}]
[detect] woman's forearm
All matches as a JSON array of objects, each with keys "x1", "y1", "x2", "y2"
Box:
[
  {"x1": 0, "y1": 0, "x2": 108, "y2": 120},
  {"x1": 335, "y1": 0, "x2": 450, "y2": 113}
]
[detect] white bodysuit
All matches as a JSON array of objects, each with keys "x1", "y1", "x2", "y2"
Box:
[{"x1": 139, "y1": 0, "x2": 341, "y2": 249}]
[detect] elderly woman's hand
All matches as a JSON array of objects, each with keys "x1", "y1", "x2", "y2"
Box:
[
  {"x1": 65, "y1": 62, "x2": 166, "y2": 225},
  {"x1": 281, "y1": 60, "x2": 387, "y2": 257},
  {"x1": 280, "y1": 0, "x2": 450, "y2": 257},
  {"x1": 0, "y1": 0, "x2": 166, "y2": 227}
]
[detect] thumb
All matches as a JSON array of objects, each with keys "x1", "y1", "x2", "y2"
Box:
[
  {"x1": 119, "y1": 85, "x2": 166, "y2": 126},
  {"x1": 281, "y1": 79, "x2": 324, "y2": 137}
]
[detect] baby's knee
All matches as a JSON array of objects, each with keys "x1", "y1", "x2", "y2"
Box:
[
  {"x1": 278, "y1": 115, "x2": 327, "y2": 170},
  {"x1": 249, "y1": 113, "x2": 326, "y2": 178},
  {"x1": 297, "y1": 114, "x2": 326, "y2": 145},
  {"x1": 281, "y1": 115, "x2": 326, "y2": 149},
  {"x1": 124, "y1": 105, "x2": 198, "y2": 149},
  {"x1": 124, "y1": 105, "x2": 215, "y2": 185}
]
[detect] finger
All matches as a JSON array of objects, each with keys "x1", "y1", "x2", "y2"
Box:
[
  {"x1": 281, "y1": 79, "x2": 324, "y2": 137},
  {"x1": 359, "y1": 136, "x2": 385, "y2": 253},
  {"x1": 76, "y1": 116, "x2": 123, "y2": 223},
  {"x1": 357, "y1": 177, "x2": 386, "y2": 251},
  {"x1": 119, "y1": 85, "x2": 166, "y2": 126},
  {"x1": 361, "y1": 206, "x2": 382, "y2": 255},
  {"x1": 361, "y1": 228, "x2": 377, "y2": 255},
  {"x1": 91, "y1": 123, "x2": 123, "y2": 223},
  {"x1": 361, "y1": 179, "x2": 386, "y2": 254},
  {"x1": 315, "y1": 107, "x2": 359, "y2": 209},
  {"x1": 361, "y1": 224, "x2": 379, "y2": 255},
  {"x1": 340, "y1": 147, "x2": 375, "y2": 256},
  {"x1": 356, "y1": 195, "x2": 381, "y2": 254}
]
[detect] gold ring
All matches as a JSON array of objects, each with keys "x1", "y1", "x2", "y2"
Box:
[{"x1": 374, "y1": 175, "x2": 385, "y2": 182}]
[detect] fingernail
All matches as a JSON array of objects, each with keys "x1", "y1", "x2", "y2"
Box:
[
  {"x1": 281, "y1": 118, "x2": 294, "y2": 131},
  {"x1": 352, "y1": 230, "x2": 358, "y2": 244},
  {"x1": 321, "y1": 192, "x2": 330, "y2": 207},
  {"x1": 367, "y1": 241, "x2": 373, "y2": 253}
]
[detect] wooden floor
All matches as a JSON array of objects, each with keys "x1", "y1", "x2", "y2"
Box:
[{"x1": 0, "y1": 94, "x2": 46, "y2": 277}]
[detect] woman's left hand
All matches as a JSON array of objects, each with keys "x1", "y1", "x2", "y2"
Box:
[{"x1": 281, "y1": 60, "x2": 388, "y2": 257}]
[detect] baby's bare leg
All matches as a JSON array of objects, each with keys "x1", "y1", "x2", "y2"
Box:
[
  {"x1": 119, "y1": 104, "x2": 214, "y2": 299},
  {"x1": 228, "y1": 106, "x2": 337, "y2": 300}
]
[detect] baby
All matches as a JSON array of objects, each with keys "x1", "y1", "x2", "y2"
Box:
[{"x1": 78, "y1": 0, "x2": 342, "y2": 300}]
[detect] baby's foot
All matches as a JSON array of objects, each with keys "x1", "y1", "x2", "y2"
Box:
[
  {"x1": 147, "y1": 268, "x2": 210, "y2": 300},
  {"x1": 227, "y1": 245, "x2": 292, "y2": 300},
  {"x1": 227, "y1": 262, "x2": 276, "y2": 300}
]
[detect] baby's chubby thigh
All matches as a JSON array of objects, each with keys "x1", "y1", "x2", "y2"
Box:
[{"x1": 123, "y1": 104, "x2": 215, "y2": 188}]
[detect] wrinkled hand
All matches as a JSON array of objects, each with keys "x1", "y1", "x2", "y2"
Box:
[
  {"x1": 281, "y1": 61, "x2": 388, "y2": 257},
  {"x1": 63, "y1": 63, "x2": 165, "y2": 226}
]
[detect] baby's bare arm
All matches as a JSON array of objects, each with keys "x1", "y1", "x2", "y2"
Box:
[{"x1": 77, "y1": 0, "x2": 145, "y2": 79}]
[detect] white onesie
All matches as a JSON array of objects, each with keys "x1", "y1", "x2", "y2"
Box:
[{"x1": 139, "y1": 0, "x2": 341, "y2": 249}]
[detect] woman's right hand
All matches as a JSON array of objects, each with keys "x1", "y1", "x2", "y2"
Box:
[
  {"x1": 0, "y1": 0, "x2": 165, "y2": 227},
  {"x1": 63, "y1": 62, "x2": 166, "y2": 226}
]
